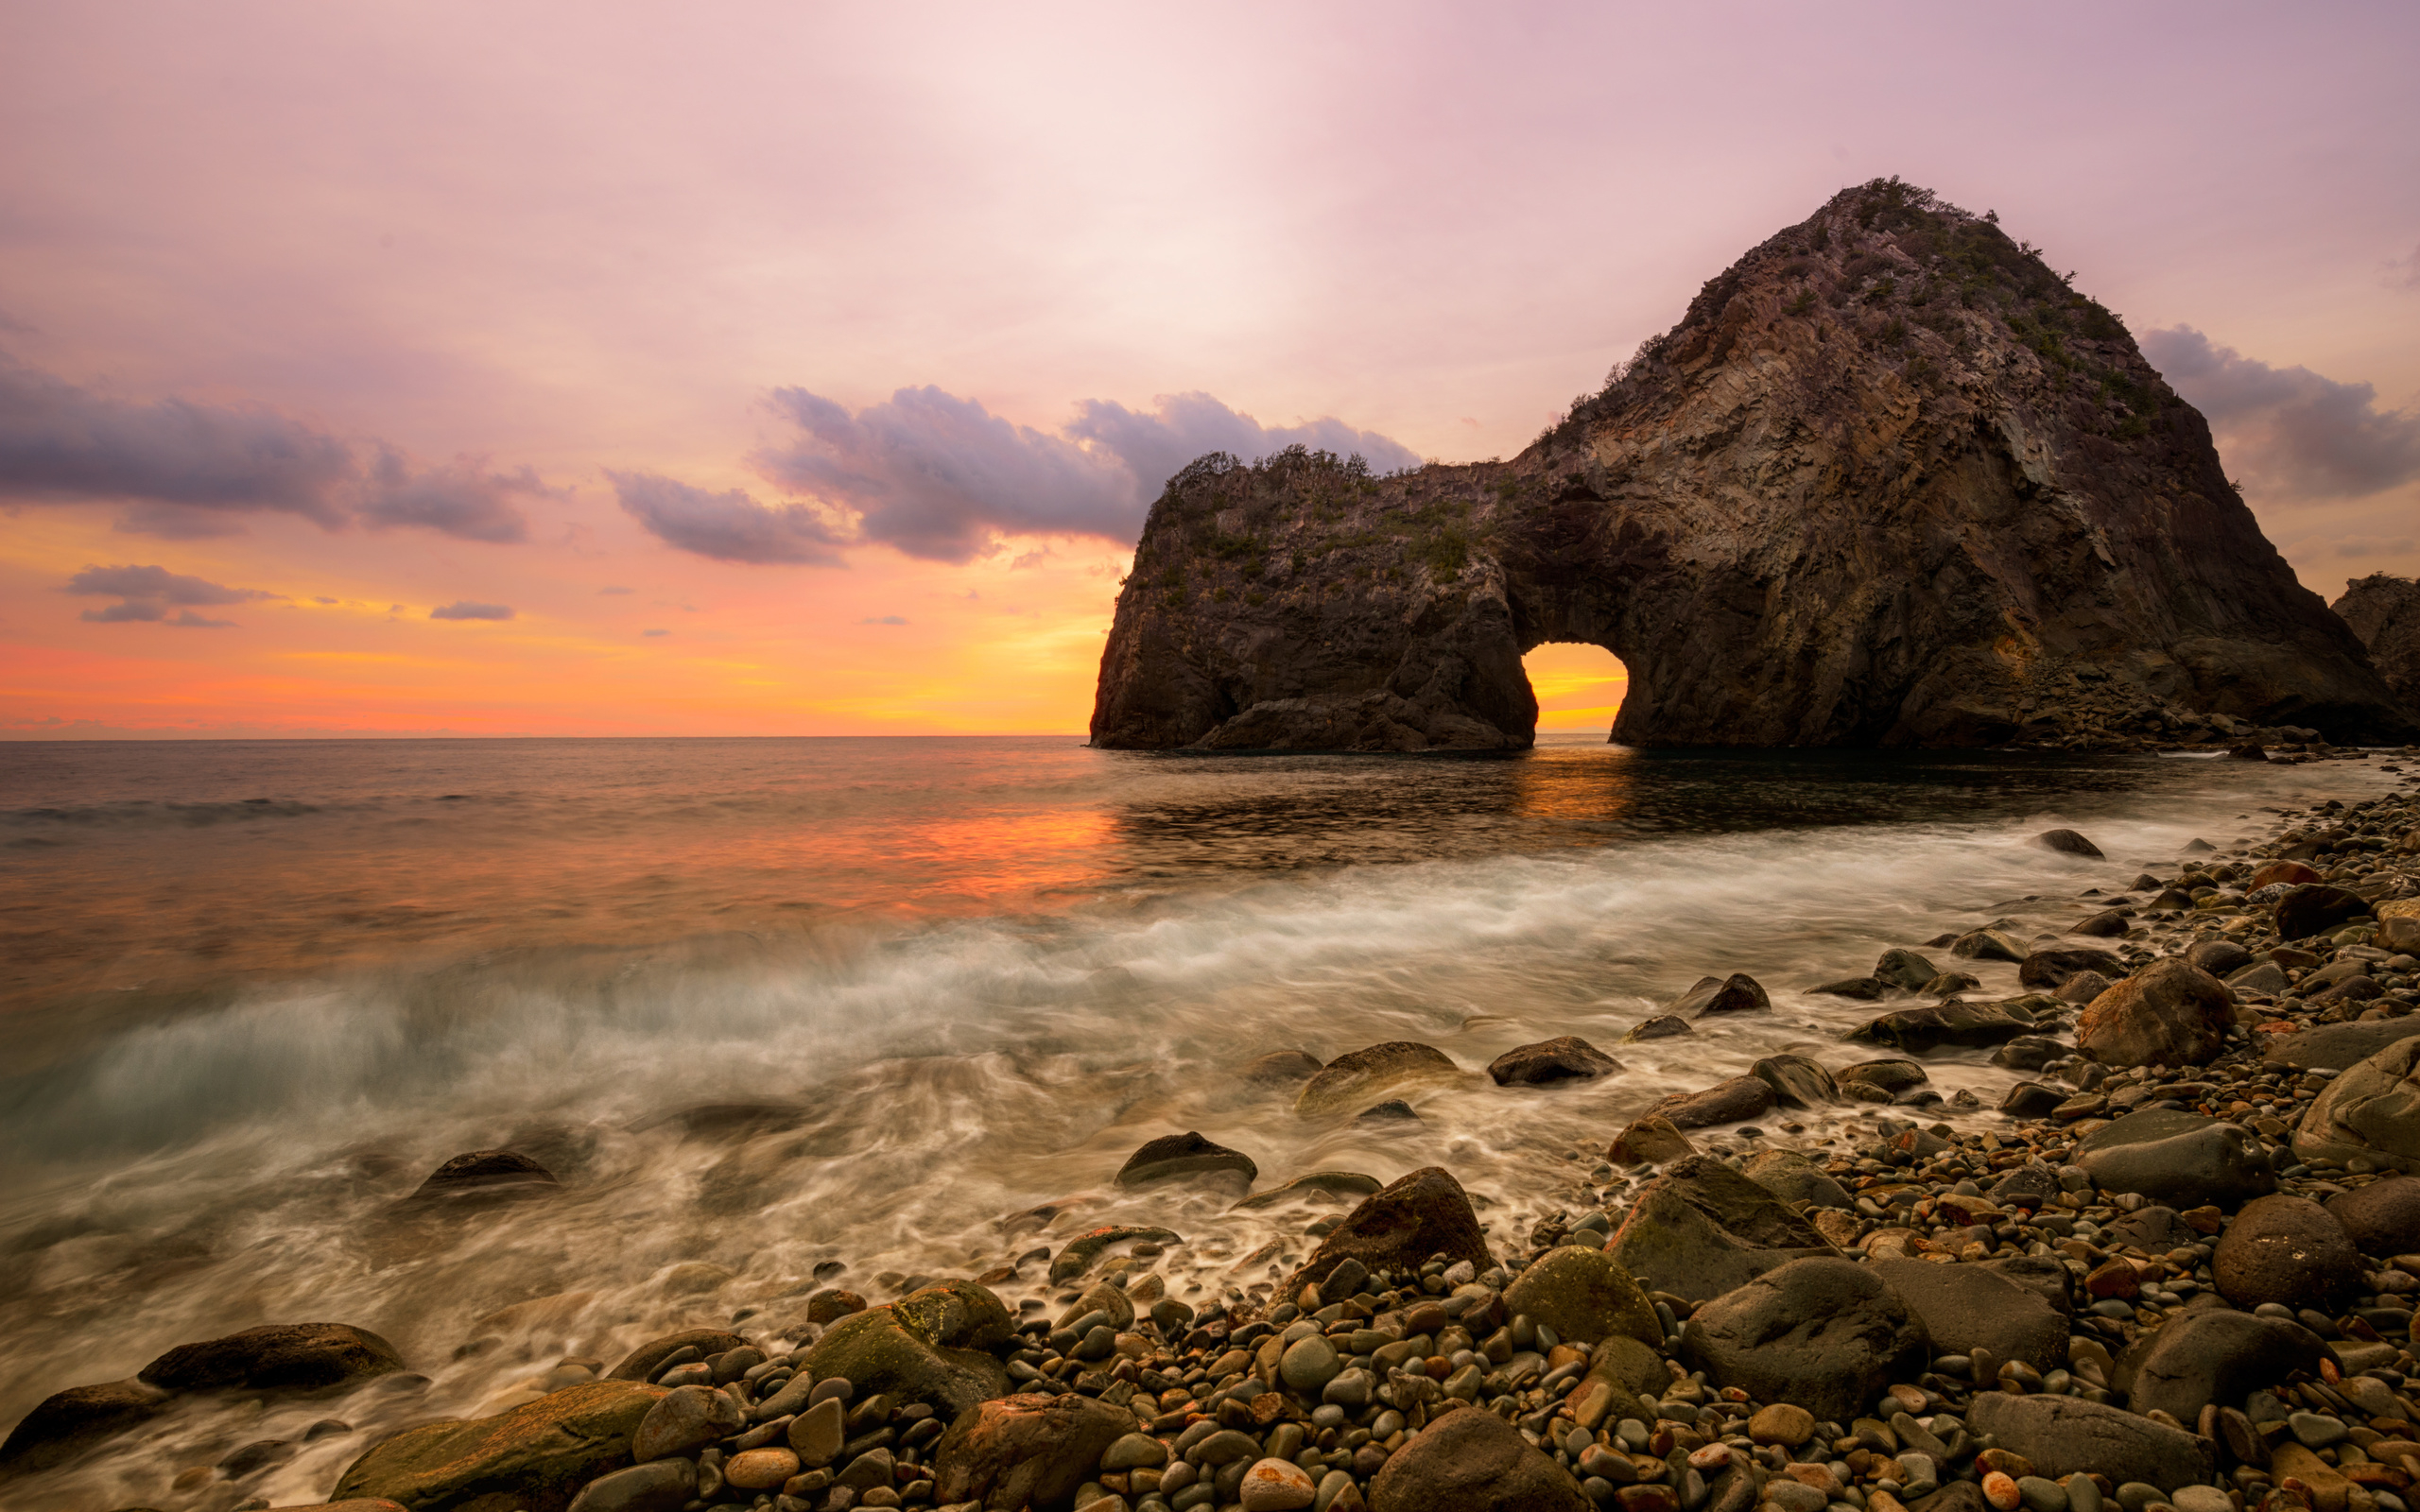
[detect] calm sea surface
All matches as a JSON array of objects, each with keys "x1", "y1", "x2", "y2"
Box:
[{"x1": 0, "y1": 735, "x2": 2401, "y2": 1508}]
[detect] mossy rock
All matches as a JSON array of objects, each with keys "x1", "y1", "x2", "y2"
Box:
[
  {"x1": 332, "y1": 1379, "x2": 665, "y2": 1512},
  {"x1": 803, "y1": 1279, "x2": 1014, "y2": 1418},
  {"x1": 1501, "y1": 1246, "x2": 1662, "y2": 1349}
]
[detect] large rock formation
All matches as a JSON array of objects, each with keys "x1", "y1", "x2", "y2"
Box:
[
  {"x1": 1091, "y1": 180, "x2": 2414, "y2": 750},
  {"x1": 2334, "y1": 574, "x2": 2420, "y2": 714}
]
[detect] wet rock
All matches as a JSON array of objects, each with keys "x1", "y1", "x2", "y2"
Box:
[
  {"x1": 0, "y1": 1379, "x2": 172, "y2": 1478},
  {"x1": 803, "y1": 1279, "x2": 1015, "y2": 1418},
  {"x1": 1242, "y1": 1456, "x2": 1320, "y2": 1511},
  {"x1": 1283, "y1": 1166, "x2": 1491, "y2": 1299},
  {"x1": 2100, "y1": 1206, "x2": 2198, "y2": 1253},
  {"x1": 2275, "y1": 885, "x2": 2372, "y2": 940},
  {"x1": 2075, "y1": 959, "x2": 2233, "y2": 1068},
  {"x1": 1671, "y1": 972, "x2": 1771, "y2": 1017},
  {"x1": 2266, "y1": 1018, "x2": 2420, "y2": 1072},
  {"x1": 1868, "y1": 1256, "x2": 2065, "y2": 1372},
  {"x1": 1486, "y1": 1036, "x2": 1623, "y2": 1086},
  {"x1": 1925, "y1": 971, "x2": 1983, "y2": 995},
  {"x1": 411, "y1": 1148, "x2": 559, "y2": 1198},
  {"x1": 606, "y1": 1330, "x2": 752, "y2": 1383},
  {"x1": 1680, "y1": 1257, "x2": 1926, "y2": 1422},
  {"x1": 2212, "y1": 1194, "x2": 2365, "y2": 1312},
  {"x1": 724, "y1": 1446, "x2": 800, "y2": 1491},
  {"x1": 1368, "y1": 1402, "x2": 1587, "y2": 1512},
  {"x1": 1230, "y1": 1171, "x2": 1384, "y2": 1211},
  {"x1": 2249, "y1": 861, "x2": 2324, "y2": 890},
  {"x1": 1643, "y1": 1074, "x2": 1776, "y2": 1129},
  {"x1": 633, "y1": 1383, "x2": 746, "y2": 1461},
  {"x1": 1624, "y1": 1014, "x2": 1692, "y2": 1042},
  {"x1": 931, "y1": 1390, "x2": 1136, "y2": 1512},
  {"x1": 2069, "y1": 911, "x2": 2130, "y2": 938},
  {"x1": 1844, "y1": 998, "x2": 2038, "y2": 1053},
  {"x1": 1745, "y1": 1149, "x2": 1854, "y2": 1210},
  {"x1": 2119, "y1": 1310, "x2": 2334, "y2": 1424},
  {"x1": 1048, "y1": 1224, "x2": 1181, "y2": 1285},
  {"x1": 1813, "y1": 975, "x2": 1887, "y2": 1000},
  {"x1": 2325, "y1": 1174, "x2": 2420, "y2": 1255},
  {"x1": 786, "y1": 1396, "x2": 845, "y2": 1468},
  {"x1": 2017, "y1": 948, "x2": 2125, "y2": 991},
  {"x1": 1356, "y1": 1098, "x2": 1420, "y2": 1125},
  {"x1": 1294, "y1": 1041, "x2": 1461, "y2": 1116},
  {"x1": 1987, "y1": 1163, "x2": 2062, "y2": 1211},
  {"x1": 139, "y1": 1323, "x2": 406, "y2": 1394},
  {"x1": 1605, "y1": 1115, "x2": 1697, "y2": 1167},
  {"x1": 1279, "y1": 1333, "x2": 1342, "y2": 1393},
  {"x1": 2228, "y1": 743, "x2": 2271, "y2": 761},
  {"x1": 568, "y1": 1458, "x2": 696, "y2": 1512},
  {"x1": 1241, "y1": 1049, "x2": 1324, "y2": 1084},
  {"x1": 2035, "y1": 830, "x2": 2105, "y2": 859},
  {"x1": 2185, "y1": 939, "x2": 2256, "y2": 977},
  {"x1": 1962, "y1": 1394, "x2": 2213, "y2": 1488},
  {"x1": 1952, "y1": 929, "x2": 2028, "y2": 963},
  {"x1": 1751, "y1": 1054, "x2": 1840, "y2": 1108},
  {"x1": 334, "y1": 1380, "x2": 666, "y2": 1512},
  {"x1": 1501, "y1": 1246, "x2": 1663, "y2": 1349},
  {"x1": 1876, "y1": 949, "x2": 1943, "y2": 990},
  {"x1": 1838, "y1": 1058, "x2": 1930, "y2": 1098},
  {"x1": 1994, "y1": 1040, "x2": 2067, "y2": 1076},
  {"x1": 2075, "y1": 1108, "x2": 2275, "y2": 1208},
  {"x1": 2294, "y1": 1036, "x2": 2420, "y2": 1171},
  {"x1": 1115, "y1": 1131, "x2": 1258, "y2": 1188},
  {"x1": 1606, "y1": 1155, "x2": 1835, "y2": 1303},
  {"x1": 2226, "y1": 961, "x2": 2290, "y2": 996},
  {"x1": 2055, "y1": 971, "x2": 2113, "y2": 1005}
]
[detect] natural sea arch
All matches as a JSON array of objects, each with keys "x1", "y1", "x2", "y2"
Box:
[{"x1": 1522, "y1": 643, "x2": 1629, "y2": 740}]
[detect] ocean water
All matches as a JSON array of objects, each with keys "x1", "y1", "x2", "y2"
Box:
[{"x1": 0, "y1": 734, "x2": 2403, "y2": 1508}]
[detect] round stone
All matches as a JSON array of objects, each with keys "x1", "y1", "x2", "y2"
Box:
[
  {"x1": 724, "y1": 1447, "x2": 802, "y2": 1491},
  {"x1": 1748, "y1": 1403, "x2": 1815, "y2": 1448},
  {"x1": 1101, "y1": 1432, "x2": 1167, "y2": 1471},
  {"x1": 1239, "y1": 1455, "x2": 1319, "y2": 1511},
  {"x1": 2169, "y1": 1487, "x2": 2233, "y2": 1512},
  {"x1": 1983, "y1": 1471, "x2": 2023, "y2": 1512},
  {"x1": 1279, "y1": 1334, "x2": 1342, "y2": 1394}
]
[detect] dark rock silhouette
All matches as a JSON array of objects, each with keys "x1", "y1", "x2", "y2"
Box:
[
  {"x1": 2334, "y1": 573, "x2": 2420, "y2": 713},
  {"x1": 1092, "y1": 180, "x2": 2414, "y2": 751}
]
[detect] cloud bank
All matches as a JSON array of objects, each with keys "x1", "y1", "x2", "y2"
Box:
[
  {"x1": 429, "y1": 600, "x2": 514, "y2": 621},
  {"x1": 0, "y1": 353, "x2": 546, "y2": 541},
  {"x1": 2142, "y1": 326, "x2": 2420, "y2": 501},
  {"x1": 607, "y1": 470, "x2": 849, "y2": 566},
  {"x1": 738, "y1": 386, "x2": 1421, "y2": 563},
  {"x1": 65, "y1": 562, "x2": 271, "y2": 627}
]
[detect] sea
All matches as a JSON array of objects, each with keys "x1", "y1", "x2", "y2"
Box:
[{"x1": 0, "y1": 734, "x2": 2404, "y2": 1508}]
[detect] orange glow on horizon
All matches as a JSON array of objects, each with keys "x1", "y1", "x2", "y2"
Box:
[{"x1": 1524, "y1": 643, "x2": 1629, "y2": 735}]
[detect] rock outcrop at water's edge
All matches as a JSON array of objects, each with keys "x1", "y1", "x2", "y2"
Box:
[
  {"x1": 1091, "y1": 178, "x2": 2415, "y2": 751},
  {"x1": 2336, "y1": 574, "x2": 2420, "y2": 716}
]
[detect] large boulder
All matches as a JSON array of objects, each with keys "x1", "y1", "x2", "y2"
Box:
[
  {"x1": 1368, "y1": 1402, "x2": 1587, "y2": 1512},
  {"x1": 1836, "y1": 1059, "x2": 1929, "y2": 1098},
  {"x1": 2018, "y1": 947, "x2": 2125, "y2": 991},
  {"x1": 2075, "y1": 1108, "x2": 2275, "y2": 1208},
  {"x1": 333, "y1": 1380, "x2": 667, "y2": 1512},
  {"x1": 1963, "y1": 1394, "x2": 2213, "y2": 1487},
  {"x1": 1283, "y1": 1166, "x2": 1491, "y2": 1298},
  {"x1": 0, "y1": 1380, "x2": 171, "y2": 1479},
  {"x1": 1607, "y1": 1156, "x2": 1835, "y2": 1304},
  {"x1": 1743, "y1": 1149, "x2": 1853, "y2": 1210},
  {"x1": 1750, "y1": 1054, "x2": 1839, "y2": 1109},
  {"x1": 931, "y1": 1392, "x2": 1137, "y2": 1512},
  {"x1": 606, "y1": 1330, "x2": 752, "y2": 1383},
  {"x1": 802, "y1": 1279, "x2": 1014, "y2": 1418},
  {"x1": 2035, "y1": 829, "x2": 2105, "y2": 858},
  {"x1": 1874, "y1": 949, "x2": 1943, "y2": 990},
  {"x1": 1604, "y1": 1115, "x2": 1697, "y2": 1168},
  {"x1": 1499, "y1": 1246, "x2": 1663, "y2": 1349},
  {"x1": 2212, "y1": 1194, "x2": 2366, "y2": 1312},
  {"x1": 1486, "y1": 1036, "x2": 1623, "y2": 1086},
  {"x1": 2184, "y1": 938, "x2": 2256, "y2": 976},
  {"x1": 2075, "y1": 959, "x2": 2233, "y2": 1068},
  {"x1": 2267, "y1": 1019, "x2": 2420, "y2": 1072},
  {"x1": 1641, "y1": 1074, "x2": 1775, "y2": 1129},
  {"x1": 2120, "y1": 1310, "x2": 2335, "y2": 1424},
  {"x1": 1843, "y1": 998, "x2": 2038, "y2": 1053},
  {"x1": 2248, "y1": 861, "x2": 2323, "y2": 891},
  {"x1": 1867, "y1": 1257, "x2": 2066, "y2": 1373},
  {"x1": 2295, "y1": 1037, "x2": 2420, "y2": 1173},
  {"x1": 1670, "y1": 972, "x2": 1771, "y2": 1017},
  {"x1": 139, "y1": 1322, "x2": 406, "y2": 1393},
  {"x1": 2325, "y1": 1175, "x2": 2420, "y2": 1256},
  {"x1": 1115, "y1": 1132, "x2": 1257, "y2": 1188},
  {"x1": 1679, "y1": 1257, "x2": 1927, "y2": 1423},
  {"x1": 1295, "y1": 1042, "x2": 1461, "y2": 1116},
  {"x1": 2275, "y1": 885, "x2": 2371, "y2": 941}
]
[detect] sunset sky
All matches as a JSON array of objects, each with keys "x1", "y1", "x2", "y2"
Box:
[{"x1": 4, "y1": 3, "x2": 2417, "y2": 737}]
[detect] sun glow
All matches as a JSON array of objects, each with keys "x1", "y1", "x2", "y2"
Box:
[{"x1": 1523, "y1": 643, "x2": 1628, "y2": 734}]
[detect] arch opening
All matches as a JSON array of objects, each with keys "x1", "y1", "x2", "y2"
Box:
[{"x1": 1520, "y1": 642, "x2": 1629, "y2": 741}]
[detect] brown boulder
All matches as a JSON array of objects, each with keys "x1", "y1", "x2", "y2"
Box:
[
  {"x1": 2017, "y1": 947, "x2": 2125, "y2": 990},
  {"x1": 2326, "y1": 1175, "x2": 2420, "y2": 1257},
  {"x1": 2035, "y1": 829, "x2": 2105, "y2": 858},
  {"x1": 2212, "y1": 1194, "x2": 2365, "y2": 1312},
  {"x1": 0, "y1": 1379, "x2": 171, "y2": 1479},
  {"x1": 1606, "y1": 1155, "x2": 1835, "y2": 1303},
  {"x1": 1642, "y1": 1074, "x2": 1776, "y2": 1129},
  {"x1": 1605, "y1": 1115, "x2": 1697, "y2": 1167},
  {"x1": 1283, "y1": 1166, "x2": 1490, "y2": 1298},
  {"x1": 333, "y1": 1380, "x2": 666, "y2": 1512},
  {"x1": 1115, "y1": 1131, "x2": 1256, "y2": 1187},
  {"x1": 139, "y1": 1322, "x2": 406, "y2": 1394},
  {"x1": 2075, "y1": 959, "x2": 2233, "y2": 1067},
  {"x1": 1294, "y1": 1041, "x2": 1461, "y2": 1116},
  {"x1": 1486, "y1": 1036, "x2": 1623, "y2": 1086},
  {"x1": 1369, "y1": 1402, "x2": 1587, "y2": 1512},
  {"x1": 605, "y1": 1329, "x2": 751, "y2": 1383},
  {"x1": 1670, "y1": 972, "x2": 1770, "y2": 1017},
  {"x1": 2275, "y1": 884, "x2": 2370, "y2": 940},
  {"x1": 932, "y1": 1391, "x2": 1137, "y2": 1511},
  {"x1": 2250, "y1": 861, "x2": 2323, "y2": 890}
]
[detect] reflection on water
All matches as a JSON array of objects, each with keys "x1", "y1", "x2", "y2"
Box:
[{"x1": 0, "y1": 735, "x2": 2404, "y2": 1511}]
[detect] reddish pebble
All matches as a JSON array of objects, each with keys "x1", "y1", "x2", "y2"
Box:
[
  {"x1": 1983, "y1": 1470, "x2": 2023, "y2": 1512},
  {"x1": 725, "y1": 1447, "x2": 802, "y2": 1491}
]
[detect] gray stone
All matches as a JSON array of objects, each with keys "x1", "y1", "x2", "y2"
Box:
[
  {"x1": 2267, "y1": 1019, "x2": 2420, "y2": 1072},
  {"x1": 1868, "y1": 1257, "x2": 2066, "y2": 1373},
  {"x1": 1962, "y1": 1394, "x2": 2213, "y2": 1488},
  {"x1": 2075, "y1": 1108, "x2": 2275, "y2": 1208},
  {"x1": 2295, "y1": 1037, "x2": 2420, "y2": 1173},
  {"x1": 634, "y1": 1384, "x2": 746, "y2": 1462},
  {"x1": 1750, "y1": 1055, "x2": 1839, "y2": 1109},
  {"x1": 1681, "y1": 1257, "x2": 1925, "y2": 1423},
  {"x1": 2212, "y1": 1194, "x2": 2365, "y2": 1312},
  {"x1": 1843, "y1": 998, "x2": 2038, "y2": 1053},
  {"x1": 1744, "y1": 1149, "x2": 1853, "y2": 1210},
  {"x1": 1606, "y1": 1155, "x2": 1836, "y2": 1304},
  {"x1": 2119, "y1": 1310, "x2": 2333, "y2": 1424},
  {"x1": 2325, "y1": 1174, "x2": 2420, "y2": 1256},
  {"x1": 568, "y1": 1458, "x2": 697, "y2": 1512},
  {"x1": 1876, "y1": 950, "x2": 1943, "y2": 990},
  {"x1": 1367, "y1": 1401, "x2": 1586, "y2": 1512},
  {"x1": 1280, "y1": 1335, "x2": 1342, "y2": 1394},
  {"x1": 1643, "y1": 1074, "x2": 1776, "y2": 1130},
  {"x1": 1499, "y1": 1246, "x2": 1663, "y2": 1349},
  {"x1": 786, "y1": 1396, "x2": 845, "y2": 1468}
]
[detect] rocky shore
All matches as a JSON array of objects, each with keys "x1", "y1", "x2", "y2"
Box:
[{"x1": 9, "y1": 753, "x2": 2420, "y2": 1512}]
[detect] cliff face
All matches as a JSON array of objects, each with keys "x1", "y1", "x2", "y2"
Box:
[
  {"x1": 2335, "y1": 574, "x2": 2420, "y2": 714},
  {"x1": 1090, "y1": 180, "x2": 2417, "y2": 751}
]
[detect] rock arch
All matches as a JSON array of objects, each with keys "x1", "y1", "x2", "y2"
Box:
[{"x1": 1090, "y1": 181, "x2": 2414, "y2": 752}]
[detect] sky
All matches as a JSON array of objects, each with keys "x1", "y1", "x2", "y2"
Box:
[{"x1": 3, "y1": 3, "x2": 2417, "y2": 738}]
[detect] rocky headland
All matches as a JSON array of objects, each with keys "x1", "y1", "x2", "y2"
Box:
[
  {"x1": 1089, "y1": 180, "x2": 2414, "y2": 753},
  {"x1": 2334, "y1": 578, "x2": 2420, "y2": 717},
  {"x1": 15, "y1": 759, "x2": 2420, "y2": 1512}
]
